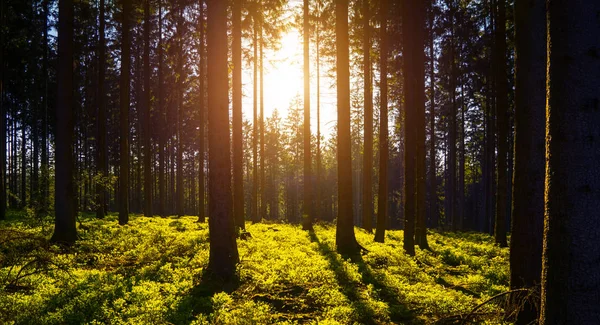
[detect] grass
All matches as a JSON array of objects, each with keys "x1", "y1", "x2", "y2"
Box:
[{"x1": 0, "y1": 212, "x2": 510, "y2": 324}]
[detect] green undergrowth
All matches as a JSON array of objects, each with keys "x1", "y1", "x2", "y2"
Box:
[{"x1": 0, "y1": 213, "x2": 510, "y2": 324}]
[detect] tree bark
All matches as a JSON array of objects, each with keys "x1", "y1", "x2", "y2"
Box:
[
  {"x1": 302, "y1": 0, "x2": 313, "y2": 231},
  {"x1": 206, "y1": 0, "x2": 239, "y2": 279},
  {"x1": 158, "y1": 0, "x2": 166, "y2": 217},
  {"x1": 493, "y1": 0, "x2": 508, "y2": 247},
  {"x1": 335, "y1": 0, "x2": 359, "y2": 255},
  {"x1": 232, "y1": 0, "x2": 244, "y2": 229},
  {"x1": 143, "y1": 0, "x2": 152, "y2": 217},
  {"x1": 119, "y1": 0, "x2": 131, "y2": 225},
  {"x1": 0, "y1": 0, "x2": 5, "y2": 220},
  {"x1": 540, "y1": 0, "x2": 600, "y2": 322},
  {"x1": 51, "y1": 0, "x2": 76, "y2": 244},
  {"x1": 361, "y1": 0, "x2": 373, "y2": 233},
  {"x1": 510, "y1": 1, "x2": 545, "y2": 323},
  {"x1": 374, "y1": 0, "x2": 388, "y2": 243}
]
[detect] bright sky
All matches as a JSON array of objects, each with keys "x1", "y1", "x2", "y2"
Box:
[{"x1": 241, "y1": 27, "x2": 338, "y2": 139}]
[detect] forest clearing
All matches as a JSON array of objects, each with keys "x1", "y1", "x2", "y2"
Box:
[{"x1": 1, "y1": 213, "x2": 510, "y2": 324}]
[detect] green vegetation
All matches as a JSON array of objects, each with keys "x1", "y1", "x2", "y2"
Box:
[{"x1": 1, "y1": 213, "x2": 509, "y2": 324}]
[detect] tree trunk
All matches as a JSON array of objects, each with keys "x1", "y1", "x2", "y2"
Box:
[
  {"x1": 96, "y1": 0, "x2": 106, "y2": 219},
  {"x1": 119, "y1": 0, "x2": 131, "y2": 225},
  {"x1": 493, "y1": 0, "x2": 508, "y2": 247},
  {"x1": 232, "y1": 0, "x2": 243, "y2": 229},
  {"x1": 259, "y1": 1, "x2": 266, "y2": 222},
  {"x1": 198, "y1": 0, "x2": 206, "y2": 222},
  {"x1": 143, "y1": 0, "x2": 152, "y2": 217},
  {"x1": 402, "y1": 0, "x2": 417, "y2": 256},
  {"x1": 302, "y1": 0, "x2": 313, "y2": 231},
  {"x1": 374, "y1": 0, "x2": 388, "y2": 243},
  {"x1": 51, "y1": 0, "x2": 76, "y2": 244},
  {"x1": 0, "y1": 0, "x2": 5, "y2": 220},
  {"x1": 414, "y1": 0, "x2": 428, "y2": 250},
  {"x1": 448, "y1": 0, "x2": 457, "y2": 232},
  {"x1": 335, "y1": 0, "x2": 359, "y2": 255},
  {"x1": 361, "y1": 0, "x2": 373, "y2": 233},
  {"x1": 252, "y1": 20, "x2": 258, "y2": 223},
  {"x1": 315, "y1": 1, "x2": 321, "y2": 221},
  {"x1": 157, "y1": 0, "x2": 165, "y2": 217},
  {"x1": 427, "y1": 0, "x2": 437, "y2": 230},
  {"x1": 206, "y1": 0, "x2": 239, "y2": 279},
  {"x1": 540, "y1": 0, "x2": 600, "y2": 322},
  {"x1": 510, "y1": 1, "x2": 545, "y2": 323}
]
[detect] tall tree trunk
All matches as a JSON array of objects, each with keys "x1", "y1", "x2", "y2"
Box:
[
  {"x1": 374, "y1": 0, "x2": 388, "y2": 243},
  {"x1": 51, "y1": 0, "x2": 76, "y2": 244},
  {"x1": 414, "y1": 0, "x2": 428, "y2": 249},
  {"x1": 315, "y1": 0, "x2": 321, "y2": 221},
  {"x1": 259, "y1": 1, "x2": 266, "y2": 222},
  {"x1": 157, "y1": 0, "x2": 165, "y2": 217},
  {"x1": 198, "y1": 0, "x2": 206, "y2": 222},
  {"x1": 143, "y1": 0, "x2": 152, "y2": 217},
  {"x1": 541, "y1": 0, "x2": 600, "y2": 322},
  {"x1": 302, "y1": 0, "x2": 313, "y2": 230},
  {"x1": 361, "y1": 0, "x2": 372, "y2": 232},
  {"x1": 335, "y1": 0, "x2": 359, "y2": 255},
  {"x1": 232, "y1": 0, "x2": 244, "y2": 229},
  {"x1": 403, "y1": 0, "x2": 419, "y2": 255},
  {"x1": 206, "y1": 0, "x2": 239, "y2": 279},
  {"x1": 510, "y1": 1, "x2": 545, "y2": 323},
  {"x1": 20, "y1": 126, "x2": 25, "y2": 209},
  {"x1": 252, "y1": 20, "x2": 258, "y2": 223},
  {"x1": 119, "y1": 0, "x2": 131, "y2": 225},
  {"x1": 448, "y1": 0, "x2": 457, "y2": 231},
  {"x1": 458, "y1": 74, "x2": 465, "y2": 230},
  {"x1": 96, "y1": 0, "x2": 106, "y2": 219},
  {"x1": 493, "y1": 0, "x2": 508, "y2": 247},
  {"x1": 427, "y1": 0, "x2": 437, "y2": 229},
  {"x1": 176, "y1": 6, "x2": 184, "y2": 217},
  {"x1": 0, "y1": 0, "x2": 5, "y2": 220}
]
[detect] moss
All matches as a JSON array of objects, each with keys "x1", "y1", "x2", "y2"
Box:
[{"x1": 1, "y1": 215, "x2": 509, "y2": 324}]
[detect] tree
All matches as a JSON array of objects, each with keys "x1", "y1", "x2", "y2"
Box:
[
  {"x1": 510, "y1": 0, "x2": 545, "y2": 323},
  {"x1": 414, "y1": 0, "x2": 428, "y2": 250},
  {"x1": 232, "y1": 0, "x2": 244, "y2": 230},
  {"x1": 335, "y1": 0, "x2": 359, "y2": 255},
  {"x1": 0, "y1": 0, "x2": 5, "y2": 221},
  {"x1": 302, "y1": 0, "x2": 313, "y2": 231},
  {"x1": 402, "y1": 0, "x2": 417, "y2": 256},
  {"x1": 427, "y1": 0, "x2": 437, "y2": 231},
  {"x1": 361, "y1": 0, "x2": 373, "y2": 233},
  {"x1": 175, "y1": 4, "x2": 184, "y2": 217},
  {"x1": 198, "y1": 0, "x2": 206, "y2": 222},
  {"x1": 206, "y1": 0, "x2": 239, "y2": 278},
  {"x1": 540, "y1": 0, "x2": 600, "y2": 322},
  {"x1": 51, "y1": 0, "x2": 76, "y2": 244},
  {"x1": 143, "y1": 0, "x2": 152, "y2": 218},
  {"x1": 252, "y1": 12, "x2": 259, "y2": 223},
  {"x1": 158, "y1": 0, "x2": 166, "y2": 217},
  {"x1": 119, "y1": 0, "x2": 131, "y2": 226},
  {"x1": 96, "y1": 0, "x2": 107, "y2": 220},
  {"x1": 493, "y1": 0, "x2": 508, "y2": 247},
  {"x1": 374, "y1": 0, "x2": 388, "y2": 243}
]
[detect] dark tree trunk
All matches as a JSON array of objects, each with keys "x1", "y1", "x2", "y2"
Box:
[
  {"x1": 335, "y1": 0, "x2": 359, "y2": 255},
  {"x1": 0, "y1": 0, "x2": 5, "y2": 220},
  {"x1": 143, "y1": 0, "x2": 152, "y2": 217},
  {"x1": 119, "y1": 0, "x2": 131, "y2": 225},
  {"x1": 427, "y1": 0, "x2": 437, "y2": 230},
  {"x1": 96, "y1": 0, "x2": 107, "y2": 219},
  {"x1": 252, "y1": 20, "x2": 258, "y2": 223},
  {"x1": 206, "y1": 0, "x2": 239, "y2": 279},
  {"x1": 402, "y1": 0, "x2": 417, "y2": 255},
  {"x1": 540, "y1": 0, "x2": 600, "y2": 322},
  {"x1": 158, "y1": 0, "x2": 165, "y2": 217},
  {"x1": 259, "y1": 2, "x2": 266, "y2": 222},
  {"x1": 232, "y1": 0, "x2": 243, "y2": 229},
  {"x1": 414, "y1": 0, "x2": 428, "y2": 250},
  {"x1": 51, "y1": 0, "x2": 76, "y2": 244},
  {"x1": 510, "y1": 1, "x2": 545, "y2": 323},
  {"x1": 493, "y1": 0, "x2": 508, "y2": 247},
  {"x1": 302, "y1": 0, "x2": 313, "y2": 231},
  {"x1": 447, "y1": 0, "x2": 457, "y2": 231},
  {"x1": 198, "y1": 0, "x2": 206, "y2": 222},
  {"x1": 374, "y1": 0, "x2": 388, "y2": 243},
  {"x1": 176, "y1": 7, "x2": 184, "y2": 217},
  {"x1": 361, "y1": 0, "x2": 372, "y2": 233}
]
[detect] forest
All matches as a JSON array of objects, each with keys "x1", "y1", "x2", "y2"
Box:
[{"x1": 0, "y1": 0, "x2": 599, "y2": 324}]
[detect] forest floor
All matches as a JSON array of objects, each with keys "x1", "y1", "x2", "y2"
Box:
[{"x1": 0, "y1": 212, "x2": 511, "y2": 324}]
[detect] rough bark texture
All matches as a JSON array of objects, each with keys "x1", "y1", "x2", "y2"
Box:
[
  {"x1": 252, "y1": 22, "x2": 258, "y2": 223},
  {"x1": 402, "y1": 0, "x2": 416, "y2": 256},
  {"x1": 374, "y1": 0, "x2": 387, "y2": 243},
  {"x1": 176, "y1": 8, "x2": 184, "y2": 217},
  {"x1": 206, "y1": 0, "x2": 239, "y2": 279},
  {"x1": 232, "y1": 0, "x2": 244, "y2": 229},
  {"x1": 414, "y1": 0, "x2": 428, "y2": 250},
  {"x1": 198, "y1": 0, "x2": 206, "y2": 222},
  {"x1": 143, "y1": 0, "x2": 152, "y2": 218},
  {"x1": 118, "y1": 0, "x2": 130, "y2": 226},
  {"x1": 52, "y1": 0, "x2": 77, "y2": 244},
  {"x1": 448, "y1": 0, "x2": 457, "y2": 231},
  {"x1": 0, "y1": 0, "x2": 5, "y2": 220},
  {"x1": 493, "y1": 0, "x2": 508, "y2": 247},
  {"x1": 335, "y1": 0, "x2": 359, "y2": 255},
  {"x1": 158, "y1": 0, "x2": 165, "y2": 217},
  {"x1": 361, "y1": 0, "x2": 373, "y2": 233},
  {"x1": 510, "y1": 0, "x2": 545, "y2": 323},
  {"x1": 302, "y1": 0, "x2": 313, "y2": 231},
  {"x1": 540, "y1": 0, "x2": 600, "y2": 323}
]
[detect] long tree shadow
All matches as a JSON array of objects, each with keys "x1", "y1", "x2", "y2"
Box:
[
  {"x1": 308, "y1": 231, "x2": 418, "y2": 324},
  {"x1": 167, "y1": 269, "x2": 240, "y2": 325}
]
